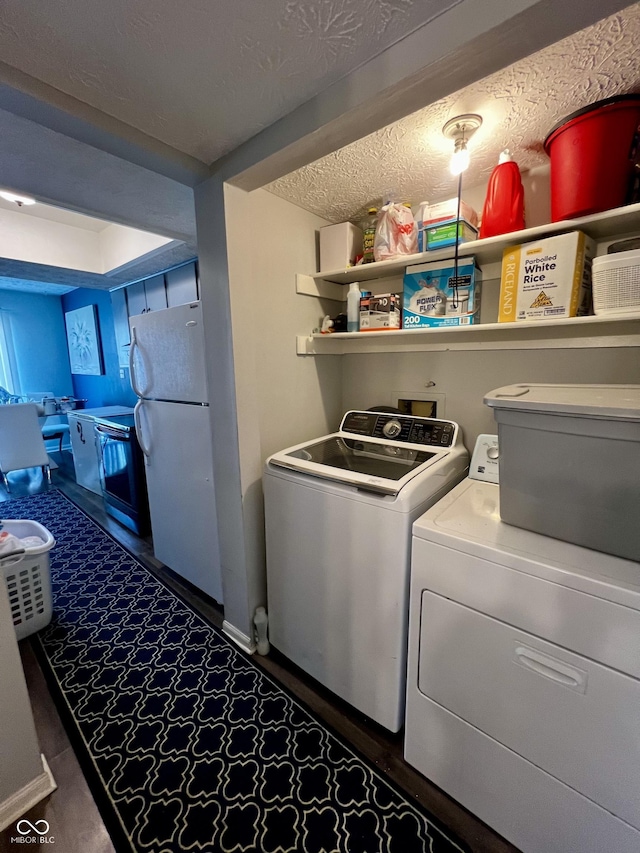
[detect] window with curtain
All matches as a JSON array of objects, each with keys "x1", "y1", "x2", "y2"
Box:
[{"x1": 0, "y1": 309, "x2": 21, "y2": 400}]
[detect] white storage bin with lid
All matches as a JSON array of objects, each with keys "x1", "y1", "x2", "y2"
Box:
[
  {"x1": 319, "y1": 221, "x2": 363, "y2": 272},
  {"x1": 1, "y1": 518, "x2": 55, "y2": 640},
  {"x1": 592, "y1": 248, "x2": 640, "y2": 315},
  {"x1": 484, "y1": 383, "x2": 640, "y2": 562}
]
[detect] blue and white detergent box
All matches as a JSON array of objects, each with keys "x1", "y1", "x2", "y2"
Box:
[{"x1": 402, "y1": 257, "x2": 482, "y2": 328}]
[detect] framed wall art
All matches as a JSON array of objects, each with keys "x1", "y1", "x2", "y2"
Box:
[{"x1": 65, "y1": 304, "x2": 104, "y2": 375}]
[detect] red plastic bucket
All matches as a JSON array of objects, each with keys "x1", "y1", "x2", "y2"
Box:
[{"x1": 544, "y1": 95, "x2": 640, "y2": 221}]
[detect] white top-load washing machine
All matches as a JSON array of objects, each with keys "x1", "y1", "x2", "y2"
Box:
[
  {"x1": 264, "y1": 410, "x2": 469, "y2": 732},
  {"x1": 404, "y1": 436, "x2": 640, "y2": 853}
]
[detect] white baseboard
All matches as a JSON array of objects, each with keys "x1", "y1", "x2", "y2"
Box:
[
  {"x1": 0, "y1": 754, "x2": 57, "y2": 832},
  {"x1": 223, "y1": 620, "x2": 256, "y2": 654}
]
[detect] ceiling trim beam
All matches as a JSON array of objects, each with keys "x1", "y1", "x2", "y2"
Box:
[
  {"x1": 0, "y1": 61, "x2": 209, "y2": 188},
  {"x1": 217, "y1": 0, "x2": 635, "y2": 192}
]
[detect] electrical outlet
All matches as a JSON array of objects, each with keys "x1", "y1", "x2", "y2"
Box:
[{"x1": 119, "y1": 369, "x2": 125, "y2": 379}]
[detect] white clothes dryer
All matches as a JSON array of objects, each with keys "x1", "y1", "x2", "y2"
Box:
[
  {"x1": 405, "y1": 436, "x2": 640, "y2": 853},
  {"x1": 264, "y1": 410, "x2": 469, "y2": 732}
]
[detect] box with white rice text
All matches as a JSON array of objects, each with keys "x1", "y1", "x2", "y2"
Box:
[{"x1": 498, "y1": 231, "x2": 596, "y2": 322}]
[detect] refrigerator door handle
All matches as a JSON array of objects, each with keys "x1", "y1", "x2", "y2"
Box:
[
  {"x1": 129, "y1": 326, "x2": 144, "y2": 398},
  {"x1": 134, "y1": 400, "x2": 150, "y2": 458}
]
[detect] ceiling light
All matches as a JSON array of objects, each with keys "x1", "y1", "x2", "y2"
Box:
[
  {"x1": 442, "y1": 114, "x2": 483, "y2": 175},
  {"x1": 0, "y1": 190, "x2": 37, "y2": 207}
]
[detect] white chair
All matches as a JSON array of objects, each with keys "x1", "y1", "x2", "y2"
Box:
[{"x1": 0, "y1": 403, "x2": 51, "y2": 491}]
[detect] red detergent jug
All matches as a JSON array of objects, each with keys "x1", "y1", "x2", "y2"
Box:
[{"x1": 479, "y1": 149, "x2": 525, "y2": 239}]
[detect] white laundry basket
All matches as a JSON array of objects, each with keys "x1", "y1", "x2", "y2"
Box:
[{"x1": 1, "y1": 519, "x2": 55, "y2": 640}]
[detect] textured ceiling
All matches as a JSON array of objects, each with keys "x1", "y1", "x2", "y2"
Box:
[
  {"x1": 0, "y1": 0, "x2": 463, "y2": 165},
  {"x1": 0, "y1": 1, "x2": 638, "y2": 296},
  {"x1": 266, "y1": 4, "x2": 640, "y2": 223}
]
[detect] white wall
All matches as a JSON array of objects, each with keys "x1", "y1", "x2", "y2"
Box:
[
  {"x1": 98, "y1": 223, "x2": 172, "y2": 273},
  {"x1": 0, "y1": 583, "x2": 54, "y2": 827},
  {"x1": 224, "y1": 186, "x2": 344, "y2": 458},
  {"x1": 194, "y1": 175, "x2": 251, "y2": 647},
  {"x1": 198, "y1": 183, "x2": 343, "y2": 644},
  {"x1": 0, "y1": 207, "x2": 100, "y2": 271},
  {"x1": 0, "y1": 207, "x2": 172, "y2": 276},
  {"x1": 341, "y1": 347, "x2": 640, "y2": 454}
]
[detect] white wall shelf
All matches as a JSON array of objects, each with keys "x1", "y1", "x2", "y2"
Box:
[
  {"x1": 310, "y1": 202, "x2": 640, "y2": 286},
  {"x1": 297, "y1": 202, "x2": 640, "y2": 354},
  {"x1": 297, "y1": 314, "x2": 640, "y2": 355}
]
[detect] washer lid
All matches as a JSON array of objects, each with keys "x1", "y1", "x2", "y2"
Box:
[
  {"x1": 484, "y1": 383, "x2": 640, "y2": 419},
  {"x1": 266, "y1": 411, "x2": 465, "y2": 495},
  {"x1": 267, "y1": 434, "x2": 450, "y2": 495}
]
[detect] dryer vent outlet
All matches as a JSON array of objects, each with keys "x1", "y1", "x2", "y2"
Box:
[{"x1": 397, "y1": 398, "x2": 439, "y2": 418}]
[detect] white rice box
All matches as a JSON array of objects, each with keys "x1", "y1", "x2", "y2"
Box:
[
  {"x1": 402, "y1": 258, "x2": 482, "y2": 328},
  {"x1": 498, "y1": 231, "x2": 596, "y2": 322}
]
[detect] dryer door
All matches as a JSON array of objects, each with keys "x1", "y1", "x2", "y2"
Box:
[{"x1": 417, "y1": 590, "x2": 640, "y2": 829}]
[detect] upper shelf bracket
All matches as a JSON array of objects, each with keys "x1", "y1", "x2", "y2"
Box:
[{"x1": 296, "y1": 273, "x2": 345, "y2": 302}]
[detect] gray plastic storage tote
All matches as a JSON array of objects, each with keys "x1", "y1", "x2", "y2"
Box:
[{"x1": 484, "y1": 383, "x2": 640, "y2": 562}]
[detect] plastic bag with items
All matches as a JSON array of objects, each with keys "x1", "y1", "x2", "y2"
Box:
[{"x1": 373, "y1": 202, "x2": 418, "y2": 262}]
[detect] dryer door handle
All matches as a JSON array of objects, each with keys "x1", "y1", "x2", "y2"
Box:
[{"x1": 514, "y1": 644, "x2": 587, "y2": 693}]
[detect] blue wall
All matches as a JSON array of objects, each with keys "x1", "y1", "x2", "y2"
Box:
[
  {"x1": 0, "y1": 289, "x2": 73, "y2": 397},
  {"x1": 61, "y1": 289, "x2": 136, "y2": 408}
]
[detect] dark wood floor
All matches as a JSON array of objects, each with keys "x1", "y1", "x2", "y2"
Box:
[{"x1": 0, "y1": 454, "x2": 521, "y2": 853}]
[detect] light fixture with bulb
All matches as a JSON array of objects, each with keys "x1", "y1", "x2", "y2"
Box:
[
  {"x1": 442, "y1": 114, "x2": 483, "y2": 175},
  {"x1": 441, "y1": 113, "x2": 483, "y2": 312},
  {"x1": 0, "y1": 190, "x2": 37, "y2": 207}
]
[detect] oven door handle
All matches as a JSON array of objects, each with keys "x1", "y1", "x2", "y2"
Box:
[
  {"x1": 95, "y1": 424, "x2": 129, "y2": 441},
  {"x1": 134, "y1": 399, "x2": 150, "y2": 458}
]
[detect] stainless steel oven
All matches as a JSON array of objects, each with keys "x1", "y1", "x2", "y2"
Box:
[{"x1": 95, "y1": 414, "x2": 150, "y2": 535}]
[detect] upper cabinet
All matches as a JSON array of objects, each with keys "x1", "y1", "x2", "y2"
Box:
[
  {"x1": 111, "y1": 288, "x2": 131, "y2": 368},
  {"x1": 165, "y1": 262, "x2": 199, "y2": 307},
  {"x1": 127, "y1": 262, "x2": 199, "y2": 316},
  {"x1": 110, "y1": 260, "x2": 199, "y2": 368},
  {"x1": 127, "y1": 273, "x2": 168, "y2": 315}
]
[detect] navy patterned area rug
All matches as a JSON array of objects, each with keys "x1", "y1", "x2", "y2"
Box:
[{"x1": 3, "y1": 490, "x2": 469, "y2": 853}]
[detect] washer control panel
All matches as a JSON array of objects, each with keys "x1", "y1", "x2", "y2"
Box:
[
  {"x1": 470, "y1": 434, "x2": 499, "y2": 483},
  {"x1": 382, "y1": 419, "x2": 402, "y2": 438},
  {"x1": 340, "y1": 411, "x2": 457, "y2": 448}
]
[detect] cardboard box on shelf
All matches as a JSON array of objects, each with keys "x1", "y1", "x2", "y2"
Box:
[
  {"x1": 426, "y1": 218, "x2": 478, "y2": 251},
  {"x1": 319, "y1": 222, "x2": 363, "y2": 271},
  {"x1": 498, "y1": 230, "x2": 596, "y2": 322},
  {"x1": 359, "y1": 293, "x2": 401, "y2": 331},
  {"x1": 423, "y1": 198, "x2": 479, "y2": 227},
  {"x1": 416, "y1": 200, "x2": 479, "y2": 252},
  {"x1": 403, "y1": 258, "x2": 482, "y2": 328}
]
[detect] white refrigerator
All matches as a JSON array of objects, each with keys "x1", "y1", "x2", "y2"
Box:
[{"x1": 129, "y1": 301, "x2": 223, "y2": 602}]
